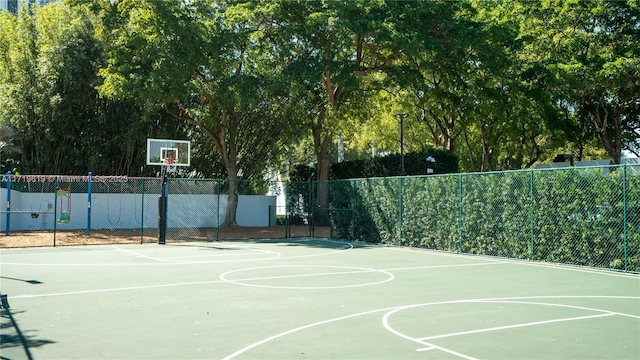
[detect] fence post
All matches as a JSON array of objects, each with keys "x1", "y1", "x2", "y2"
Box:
[
  {"x1": 529, "y1": 170, "x2": 535, "y2": 260},
  {"x1": 5, "y1": 171, "x2": 11, "y2": 236},
  {"x1": 285, "y1": 180, "x2": 290, "y2": 238},
  {"x1": 311, "y1": 180, "x2": 316, "y2": 238},
  {"x1": 398, "y1": 177, "x2": 403, "y2": 246},
  {"x1": 87, "y1": 172, "x2": 92, "y2": 236},
  {"x1": 458, "y1": 174, "x2": 463, "y2": 253},
  {"x1": 216, "y1": 180, "x2": 220, "y2": 241},
  {"x1": 351, "y1": 179, "x2": 356, "y2": 241},
  {"x1": 308, "y1": 180, "x2": 312, "y2": 237},
  {"x1": 622, "y1": 165, "x2": 628, "y2": 271},
  {"x1": 140, "y1": 178, "x2": 145, "y2": 244},
  {"x1": 53, "y1": 176, "x2": 58, "y2": 247}
]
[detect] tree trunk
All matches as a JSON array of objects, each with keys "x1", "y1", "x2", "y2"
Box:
[
  {"x1": 583, "y1": 97, "x2": 623, "y2": 165},
  {"x1": 313, "y1": 128, "x2": 332, "y2": 226},
  {"x1": 462, "y1": 128, "x2": 477, "y2": 172},
  {"x1": 221, "y1": 119, "x2": 239, "y2": 227},
  {"x1": 222, "y1": 175, "x2": 239, "y2": 227}
]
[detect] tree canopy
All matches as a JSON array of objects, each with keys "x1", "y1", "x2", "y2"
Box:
[{"x1": 0, "y1": 0, "x2": 637, "y2": 180}]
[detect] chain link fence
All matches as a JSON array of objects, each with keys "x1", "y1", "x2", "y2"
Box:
[
  {"x1": 1, "y1": 166, "x2": 637, "y2": 273},
  {"x1": 0, "y1": 175, "x2": 312, "y2": 247},
  {"x1": 0, "y1": 175, "x2": 162, "y2": 247},
  {"x1": 323, "y1": 164, "x2": 639, "y2": 273}
]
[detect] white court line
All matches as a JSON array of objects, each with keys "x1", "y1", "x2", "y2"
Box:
[
  {"x1": 160, "y1": 252, "x2": 276, "y2": 259},
  {"x1": 225, "y1": 295, "x2": 639, "y2": 360},
  {"x1": 9, "y1": 279, "x2": 226, "y2": 299},
  {"x1": 159, "y1": 244, "x2": 280, "y2": 260},
  {"x1": 113, "y1": 246, "x2": 277, "y2": 263},
  {"x1": 382, "y1": 296, "x2": 640, "y2": 359},
  {"x1": 418, "y1": 313, "x2": 615, "y2": 342},
  {"x1": 223, "y1": 268, "x2": 387, "y2": 282},
  {"x1": 223, "y1": 263, "x2": 497, "y2": 283},
  {"x1": 219, "y1": 265, "x2": 395, "y2": 289},
  {"x1": 385, "y1": 246, "x2": 505, "y2": 263},
  {"x1": 221, "y1": 307, "x2": 399, "y2": 360},
  {"x1": 220, "y1": 303, "x2": 479, "y2": 360},
  {"x1": 501, "y1": 260, "x2": 640, "y2": 279},
  {"x1": 0, "y1": 240, "x2": 353, "y2": 266},
  {"x1": 484, "y1": 299, "x2": 640, "y2": 320},
  {"x1": 385, "y1": 246, "x2": 640, "y2": 279},
  {"x1": 142, "y1": 240, "x2": 353, "y2": 262},
  {"x1": 413, "y1": 341, "x2": 477, "y2": 359},
  {"x1": 382, "y1": 262, "x2": 508, "y2": 272},
  {"x1": 112, "y1": 246, "x2": 169, "y2": 262},
  {"x1": 8, "y1": 262, "x2": 499, "y2": 298}
]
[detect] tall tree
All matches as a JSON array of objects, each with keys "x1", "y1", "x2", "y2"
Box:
[
  {"x1": 264, "y1": 1, "x2": 465, "y2": 213},
  {"x1": 96, "y1": 0, "x2": 300, "y2": 225},
  {"x1": 0, "y1": 1, "x2": 172, "y2": 175},
  {"x1": 518, "y1": 0, "x2": 640, "y2": 164}
]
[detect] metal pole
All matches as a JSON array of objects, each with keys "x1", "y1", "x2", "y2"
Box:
[
  {"x1": 216, "y1": 180, "x2": 220, "y2": 241},
  {"x1": 622, "y1": 165, "x2": 627, "y2": 271},
  {"x1": 311, "y1": 180, "x2": 316, "y2": 238},
  {"x1": 140, "y1": 178, "x2": 145, "y2": 244},
  {"x1": 53, "y1": 177, "x2": 58, "y2": 247},
  {"x1": 87, "y1": 172, "x2": 92, "y2": 236},
  {"x1": 5, "y1": 171, "x2": 11, "y2": 236},
  {"x1": 158, "y1": 167, "x2": 167, "y2": 245},
  {"x1": 401, "y1": 116, "x2": 404, "y2": 176},
  {"x1": 351, "y1": 179, "x2": 356, "y2": 241},
  {"x1": 458, "y1": 174, "x2": 463, "y2": 253},
  {"x1": 398, "y1": 177, "x2": 403, "y2": 246},
  {"x1": 285, "y1": 180, "x2": 290, "y2": 238},
  {"x1": 529, "y1": 170, "x2": 534, "y2": 260},
  {"x1": 396, "y1": 113, "x2": 408, "y2": 176}
]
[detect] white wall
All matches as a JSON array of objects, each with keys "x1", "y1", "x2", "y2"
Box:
[{"x1": 0, "y1": 190, "x2": 276, "y2": 232}]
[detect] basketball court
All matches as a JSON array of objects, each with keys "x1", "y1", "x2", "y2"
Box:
[{"x1": 1, "y1": 238, "x2": 638, "y2": 359}]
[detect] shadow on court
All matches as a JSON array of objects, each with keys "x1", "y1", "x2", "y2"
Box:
[
  {"x1": 0, "y1": 277, "x2": 43, "y2": 285},
  {"x1": 245, "y1": 238, "x2": 374, "y2": 249},
  {"x1": 169, "y1": 237, "x2": 374, "y2": 250},
  {"x1": 0, "y1": 240, "x2": 637, "y2": 359},
  {"x1": 1, "y1": 307, "x2": 55, "y2": 360}
]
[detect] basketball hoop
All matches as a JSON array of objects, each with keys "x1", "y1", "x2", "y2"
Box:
[
  {"x1": 147, "y1": 138, "x2": 191, "y2": 245},
  {"x1": 163, "y1": 157, "x2": 177, "y2": 174}
]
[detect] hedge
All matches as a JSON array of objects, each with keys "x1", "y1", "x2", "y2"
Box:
[{"x1": 324, "y1": 165, "x2": 639, "y2": 273}]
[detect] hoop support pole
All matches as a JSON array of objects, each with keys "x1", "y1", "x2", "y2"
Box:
[
  {"x1": 158, "y1": 168, "x2": 168, "y2": 245},
  {"x1": 5, "y1": 172, "x2": 11, "y2": 236}
]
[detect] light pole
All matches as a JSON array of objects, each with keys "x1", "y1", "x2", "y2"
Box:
[{"x1": 395, "y1": 113, "x2": 408, "y2": 176}]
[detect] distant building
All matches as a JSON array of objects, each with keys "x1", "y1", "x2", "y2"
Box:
[
  {"x1": 0, "y1": 0, "x2": 58, "y2": 15},
  {"x1": 0, "y1": 0, "x2": 18, "y2": 14}
]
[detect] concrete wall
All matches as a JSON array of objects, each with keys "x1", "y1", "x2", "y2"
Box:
[{"x1": 0, "y1": 190, "x2": 276, "y2": 232}]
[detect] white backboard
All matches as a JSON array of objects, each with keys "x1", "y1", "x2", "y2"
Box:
[{"x1": 146, "y1": 138, "x2": 191, "y2": 166}]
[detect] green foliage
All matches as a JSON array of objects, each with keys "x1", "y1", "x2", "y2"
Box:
[
  {"x1": 0, "y1": 2, "x2": 186, "y2": 176},
  {"x1": 96, "y1": 0, "x2": 307, "y2": 182},
  {"x1": 290, "y1": 164, "x2": 315, "y2": 182},
  {"x1": 352, "y1": 177, "x2": 401, "y2": 243},
  {"x1": 327, "y1": 164, "x2": 639, "y2": 272},
  {"x1": 1, "y1": 0, "x2": 634, "y2": 181},
  {"x1": 460, "y1": 171, "x2": 531, "y2": 258},
  {"x1": 515, "y1": 0, "x2": 640, "y2": 163},
  {"x1": 287, "y1": 180, "x2": 312, "y2": 224},
  {"x1": 403, "y1": 176, "x2": 461, "y2": 251},
  {"x1": 330, "y1": 148, "x2": 458, "y2": 179}
]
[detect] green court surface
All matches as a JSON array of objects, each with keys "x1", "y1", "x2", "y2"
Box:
[{"x1": 1, "y1": 239, "x2": 639, "y2": 360}]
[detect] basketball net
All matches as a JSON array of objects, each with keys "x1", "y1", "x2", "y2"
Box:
[{"x1": 163, "y1": 157, "x2": 177, "y2": 175}]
